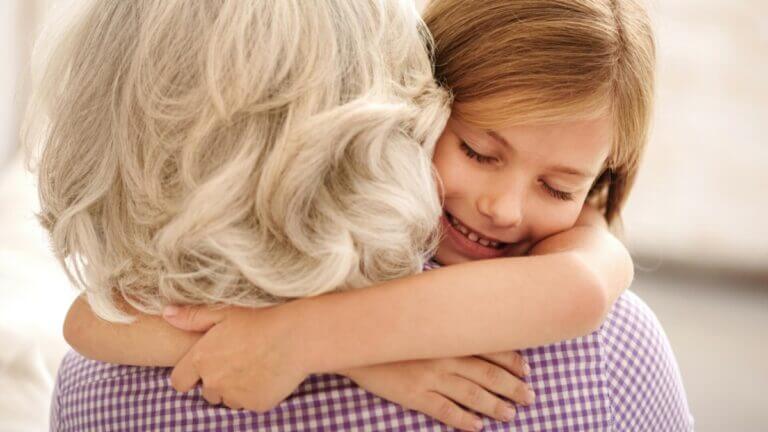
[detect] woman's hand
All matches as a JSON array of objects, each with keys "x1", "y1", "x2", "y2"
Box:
[
  {"x1": 341, "y1": 352, "x2": 534, "y2": 432},
  {"x1": 162, "y1": 304, "x2": 307, "y2": 412}
]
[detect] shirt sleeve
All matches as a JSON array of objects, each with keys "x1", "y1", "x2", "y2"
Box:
[{"x1": 599, "y1": 291, "x2": 695, "y2": 432}]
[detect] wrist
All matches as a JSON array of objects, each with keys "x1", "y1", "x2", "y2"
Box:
[{"x1": 277, "y1": 296, "x2": 331, "y2": 375}]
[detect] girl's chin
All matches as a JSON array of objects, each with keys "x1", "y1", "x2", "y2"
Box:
[
  {"x1": 434, "y1": 238, "x2": 533, "y2": 265},
  {"x1": 433, "y1": 246, "x2": 475, "y2": 266}
]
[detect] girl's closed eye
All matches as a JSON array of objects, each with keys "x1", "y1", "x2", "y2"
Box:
[
  {"x1": 460, "y1": 142, "x2": 496, "y2": 164},
  {"x1": 460, "y1": 140, "x2": 574, "y2": 201},
  {"x1": 540, "y1": 181, "x2": 574, "y2": 201}
]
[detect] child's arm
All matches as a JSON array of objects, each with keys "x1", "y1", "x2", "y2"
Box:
[
  {"x1": 294, "y1": 206, "x2": 632, "y2": 373},
  {"x1": 63, "y1": 295, "x2": 199, "y2": 366},
  {"x1": 529, "y1": 203, "x2": 631, "y2": 302},
  {"x1": 164, "y1": 208, "x2": 631, "y2": 413},
  {"x1": 65, "y1": 205, "x2": 631, "y2": 370},
  {"x1": 64, "y1": 296, "x2": 534, "y2": 429}
]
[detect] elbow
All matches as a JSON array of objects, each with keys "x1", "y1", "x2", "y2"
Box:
[
  {"x1": 564, "y1": 253, "x2": 613, "y2": 336},
  {"x1": 620, "y1": 248, "x2": 635, "y2": 294},
  {"x1": 578, "y1": 282, "x2": 611, "y2": 337},
  {"x1": 63, "y1": 296, "x2": 98, "y2": 359},
  {"x1": 565, "y1": 239, "x2": 635, "y2": 337},
  {"x1": 63, "y1": 297, "x2": 85, "y2": 350}
]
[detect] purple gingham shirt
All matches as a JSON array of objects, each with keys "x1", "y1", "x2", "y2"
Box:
[{"x1": 51, "y1": 263, "x2": 694, "y2": 431}]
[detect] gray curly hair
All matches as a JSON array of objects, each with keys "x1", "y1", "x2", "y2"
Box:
[{"x1": 24, "y1": 0, "x2": 450, "y2": 322}]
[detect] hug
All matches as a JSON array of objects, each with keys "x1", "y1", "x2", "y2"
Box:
[{"x1": 24, "y1": 0, "x2": 694, "y2": 430}]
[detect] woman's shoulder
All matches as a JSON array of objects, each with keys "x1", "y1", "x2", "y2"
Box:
[
  {"x1": 598, "y1": 291, "x2": 695, "y2": 432},
  {"x1": 599, "y1": 290, "x2": 673, "y2": 358}
]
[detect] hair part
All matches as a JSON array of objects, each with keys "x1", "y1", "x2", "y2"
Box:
[
  {"x1": 424, "y1": 0, "x2": 656, "y2": 225},
  {"x1": 24, "y1": 0, "x2": 450, "y2": 322}
]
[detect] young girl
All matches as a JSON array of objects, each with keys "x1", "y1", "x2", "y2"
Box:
[{"x1": 48, "y1": 0, "x2": 691, "y2": 431}]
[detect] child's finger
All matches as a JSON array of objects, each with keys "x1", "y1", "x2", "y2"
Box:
[
  {"x1": 221, "y1": 397, "x2": 243, "y2": 411},
  {"x1": 163, "y1": 305, "x2": 225, "y2": 332},
  {"x1": 170, "y1": 350, "x2": 202, "y2": 393},
  {"x1": 437, "y1": 374, "x2": 516, "y2": 423},
  {"x1": 476, "y1": 351, "x2": 530, "y2": 377},
  {"x1": 455, "y1": 357, "x2": 535, "y2": 407},
  {"x1": 412, "y1": 391, "x2": 484, "y2": 432},
  {"x1": 202, "y1": 385, "x2": 222, "y2": 405}
]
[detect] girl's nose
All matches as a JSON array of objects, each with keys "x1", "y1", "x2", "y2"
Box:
[{"x1": 476, "y1": 191, "x2": 523, "y2": 228}]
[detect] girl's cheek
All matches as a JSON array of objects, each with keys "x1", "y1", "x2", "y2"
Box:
[
  {"x1": 433, "y1": 147, "x2": 471, "y2": 199},
  {"x1": 528, "y1": 202, "x2": 582, "y2": 240},
  {"x1": 438, "y1": 166, "x2": 467, "y2": 198}
]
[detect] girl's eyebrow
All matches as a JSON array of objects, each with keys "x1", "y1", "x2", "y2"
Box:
[{"x1": 486, "y1": 131, "x2": 595, "y2": 178}]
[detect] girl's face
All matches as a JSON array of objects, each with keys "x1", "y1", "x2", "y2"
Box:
[{"x1": 433, "y1": 111, "x2": 612, "y2": 265}]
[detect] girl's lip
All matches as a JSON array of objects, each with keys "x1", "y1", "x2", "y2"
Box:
[{"x1": 440, "y1": 215, "x2": 517, "y2": 260}]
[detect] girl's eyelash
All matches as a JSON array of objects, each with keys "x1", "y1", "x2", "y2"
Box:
[
  {"x1": 460, "y1": 142, "x2": 495, "y2": 164},
  {"x1": 541, "y1": 182, "x2": 574, "y2": 201},
  {"x1": 460, "y1": 141, "x2": 573, "y2": 201}
]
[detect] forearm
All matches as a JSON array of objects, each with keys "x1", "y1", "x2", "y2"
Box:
[
  {"x1": 290, "y1": 252, "x2": 607, "y2": 374},
  {"x1": 292, "y1": 206, "x2": 632, "y2": 374},
  {"x1": 63, "y1": 296, "x2": 200, "y2": 366}
]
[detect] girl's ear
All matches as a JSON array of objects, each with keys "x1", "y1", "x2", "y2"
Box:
[{"x1": 585, "y1": 168, "x2": 614, "y2": 223}]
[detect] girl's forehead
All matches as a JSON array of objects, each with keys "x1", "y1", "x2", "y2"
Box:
[
  {"x1": 451, "y1": 110, "x2": 613, "y2": 141},
  {"x1": 452, "y1": 95, "x2": 614, "y2": 130}
]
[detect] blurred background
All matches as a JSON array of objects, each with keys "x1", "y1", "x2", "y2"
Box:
[{"x1": 1, "y1": 0, "x2": 766, "y2": 430}]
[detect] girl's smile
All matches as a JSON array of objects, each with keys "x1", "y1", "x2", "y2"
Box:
[{"x1": 440, "y1": 211, "x2": 531, "y2": 260}]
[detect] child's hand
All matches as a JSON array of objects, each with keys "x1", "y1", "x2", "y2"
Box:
[
  {"x1": 341, "y1": 352, "x2": 534, "y2": 432},
  {"x1": 162, "y1": 304, "x2": 307, "y2": 412}
]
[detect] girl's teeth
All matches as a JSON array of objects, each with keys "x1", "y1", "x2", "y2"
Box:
[{"x1": 448, "y1": 213, "x2": 508, "y2": 249}]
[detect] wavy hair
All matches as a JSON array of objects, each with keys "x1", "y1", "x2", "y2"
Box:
[{"x1": 24, "y1": 0, "x2": 450, "y2": 322}]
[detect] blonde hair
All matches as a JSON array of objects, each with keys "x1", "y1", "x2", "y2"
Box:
[
  {"x1": 24, "y1": 0, "x2": 450, "y2": 322},
  {"x1": 424, "y1": 0, "x2": 655, "y2": 224}
]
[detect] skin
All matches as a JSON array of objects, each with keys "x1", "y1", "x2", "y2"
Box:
[{"x1": 64, "y1": 107, "x2": 631, "y2": 432}]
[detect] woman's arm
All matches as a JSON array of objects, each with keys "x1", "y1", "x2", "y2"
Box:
[{"x1": 63, "y1": 296, "x2": 199, "y2": 366}]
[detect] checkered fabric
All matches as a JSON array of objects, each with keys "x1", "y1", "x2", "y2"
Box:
[{"x1": 51, "y1": 265, "x2": 693, "y2": 431}]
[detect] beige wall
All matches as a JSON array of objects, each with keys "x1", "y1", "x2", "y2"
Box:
[
  {"x1": 1, "y1": 0, "x2": 48, "y2": 168},
  {"x1": 624, "y1": 0, "x2": 768, "y2": 273},
  {"x1": 0, "y1": 1, "x2": 21, "y2": 166}
]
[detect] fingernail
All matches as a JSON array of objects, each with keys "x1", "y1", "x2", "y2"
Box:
[
  {"x1": 525, "y1": 388, "x2": 536, "y2": 405},
  {"x1": 473, "y1": 418, "x2": 484, "y2": 431},
  {"x1": 522, "y1": 362, "x2": 531, "y2": 376},
  {"x1": 502, "y1": 404, "x2": 516, "y2": 421},
  {"x1": 163, "y1": 306, "x2": 179, "y2": 318}
]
